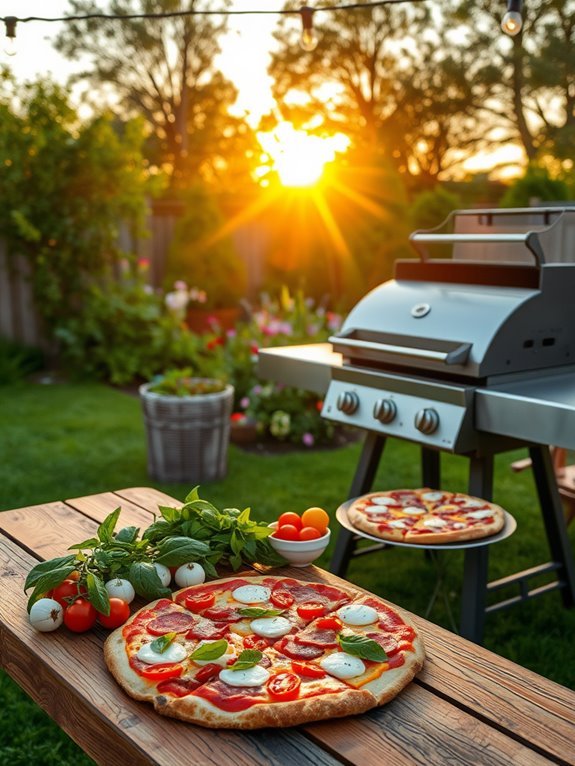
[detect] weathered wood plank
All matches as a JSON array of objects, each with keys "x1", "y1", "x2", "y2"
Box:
[
  {"x1": 66, "y1": 492, "x2": 157, "y2": 529},
  {"x1": 112, "y1": 487, "x2": 184, "y2": 511},
  {"x1": 0, "y1": 534, "x2": 343, "y2": 766}
]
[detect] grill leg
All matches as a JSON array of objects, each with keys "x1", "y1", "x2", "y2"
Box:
[
  {"x1": 329, "y1": 432, "x2": 386, "y2": 577},
  {"x1": 459, "y1": 455, "x2": 494, "y2": 644},
  {"x1": 421, "y1": 448, "x2": 441, "y2": 488},
  {"x1": 529, "y1": 445, "x2": 575, "y2": 608}
]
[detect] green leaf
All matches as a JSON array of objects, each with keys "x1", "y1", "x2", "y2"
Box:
[
  {"x1": 67, "y1": 538, "x2": 99, "y2": 550},
  {"x1": 150, "y1": 632, "x2": 177, "y2": 654},
  {"x1": 86, "y1": 572, "x2": 110, "y2": 616},
  {"x1": 24, "y1": 556, "x2": 76, "y2": 591},
  {"x1": 236, "y1": 507, "x2": 251, "y2": 524},
  {"x1": 228, "y1": 649, "x2": 262, "y2": 672},
  {"x1": 229, "y1": 552, "x2": 243, "y2": 571},
  {"x1": 230, "y1": 530, "x2": 244, "y2": 556},
  {"x1": 337, "y1": 634, "x2": 388, "y2": 662},
  {"x1": 26, "y1": 566, "x2": 77, "y2": 612},
  {"x1": 154, "y1": 536, "x2": 210, "y2": 567},
  {"x1": 97, "y1": 507, "x2": 121, "y2": 543},
  {"x1": 237, "y1": 607, "x2": 284, "y2": 618},
  {"x1": 158, "y1": 505, "x2": 181, "y2": 523},
  {"x1": 128, "y1": 561, "x2": 172, "y2": 601},
  {"x1": 251, "y1": 525, "x2": 274, "y2": 540},
  {"x1": 202, "y1": 559, "x2": 219, "y2": 579},
  {"x1": 190, "y1": 639, "x2": 228, "y2": 663},
  {"x1": 115, "y1": 526, "x2": 139, "y2": 544},
  {"x1": 184, "y1": 486, "x2": 201, "y2": 503}
]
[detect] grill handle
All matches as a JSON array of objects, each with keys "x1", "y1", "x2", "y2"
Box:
[
  {"x1": 329, "y1": 336, "x2": 471, "y2": 366},
  {"x1": 409, "y1": 231, "x2": 545, "y2": 264}
]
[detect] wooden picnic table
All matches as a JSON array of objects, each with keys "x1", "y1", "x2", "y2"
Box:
[{"x1": 1, "y1": 487, "x2": 574, "y2": 766}]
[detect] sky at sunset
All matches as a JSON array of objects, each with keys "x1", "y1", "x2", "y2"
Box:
[{"x1": 4, "y1": 0, "x2": 278, "y2": 122}]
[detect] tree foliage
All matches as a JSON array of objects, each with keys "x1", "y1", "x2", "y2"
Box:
[
  {"x1": 0, "y1": 69, "x2": 150, "y2": 332},
  {"x1": 55, "y1": 0, "x2": 258, "y2": 191}
]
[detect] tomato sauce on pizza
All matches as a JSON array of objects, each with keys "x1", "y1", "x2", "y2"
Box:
[{"x1": 104, "y1": 575, "x2": 425, "y2": 728}]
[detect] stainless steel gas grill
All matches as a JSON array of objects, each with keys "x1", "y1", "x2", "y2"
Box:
[{"x1": 258, "y1": 207, "x2": 575, "y2": 644}]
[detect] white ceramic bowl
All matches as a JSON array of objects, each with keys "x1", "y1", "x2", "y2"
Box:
[{"x1": 268, "y1": 523, "x2": 331, "y2": 567}]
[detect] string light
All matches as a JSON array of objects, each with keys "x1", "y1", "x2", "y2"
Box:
[
  {"x1": 299, "y1": 6, "x2": 318, "y2": 51},
  {"x1": 3, "y1": 16, "x2": 16, "y2": 56},
  {"x1": 501, "y1": 0, "x2": 523, "y2": 36}
]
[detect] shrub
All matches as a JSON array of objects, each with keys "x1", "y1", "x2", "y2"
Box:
[
  {"x1": 0, "y1": 338, "x2": 44, "y2": 384},
  {"x1": 500, "y1": 166, "x2": 569, "y2": 208},
  {"x1": 147, "y1": 369, "x2": 226, "y2": 396}
]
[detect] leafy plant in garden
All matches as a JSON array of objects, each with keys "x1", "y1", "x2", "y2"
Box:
[{"x1": 147, "y1": 368, "x2": 226, "y2": 396}]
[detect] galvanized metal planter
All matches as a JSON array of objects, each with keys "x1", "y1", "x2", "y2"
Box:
[{"x1": 139, "y1": 381, "x2": 234, "y2": 483}]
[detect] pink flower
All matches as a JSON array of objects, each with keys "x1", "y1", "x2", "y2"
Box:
[
  {"x1": 302, "y1": 433, "x2": 315, "y2": 447},
  {"x1": 174, "y1": 280, "x2": 187, "y2": 291},
  {"x1": 240, "y1": 397, "x2": 250, "y2": 409},
  {"x1": 226, "y1": 329, "x2": 237, "y2": 338}
]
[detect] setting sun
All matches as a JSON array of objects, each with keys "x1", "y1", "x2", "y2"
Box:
[{"x1": 257, "y1": 124, "x2": 349, "y2": 187}]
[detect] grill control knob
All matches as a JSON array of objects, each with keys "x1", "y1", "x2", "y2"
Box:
[
  {"x1": 336, "y1": 391, "x2": 359, "y2": 415},
  {"x1": 415, "y1": 408, "x2": 440, "y2": 435},
  {"x1": 373, "y1": 398, "x2": 397, "y2": 424}
]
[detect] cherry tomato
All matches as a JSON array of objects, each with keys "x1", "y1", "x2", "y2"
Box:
[
  {"x1": 291, "y1": 661, "x2": 326, "y2": 679},
  {"x1": 297, "y1": 602, "x2": 326, "y2": 620},
  {"x1": 63, "y1": 598, "x2": 97, "y2": 633},
  {"x1": 243, "y1": 634, "x2": 272, "y2": 651},
  {"x1": 195, "y1": 663, "x2": 223, "y2": 683},
  {"x1": 52, "y1": 579, "x2": 85, "y2": 609},
  {"x1": 139, "y1": 663, "x2": 184, "y2": 681},
  {"x1": 273, "y1": 524, "x2": 300, "y2": 541},
  {"x1": 267, "y1": 672, "x2": 301, "y2": 701},
  {"x1": 277, "y1": 512, "x2": 302, "y2": 530},
  {"x1": 316, "y1": 616, "x2": 342, "y2": 631},
  {"x1": 98, "y1": 598, "x2": 131, "y2": 629},
  {"x1": 67, "y1": 570, "x2": 81, "y2": 582},
  {"x1": 299, "y1": 526, "x2": 323, "y2": 541},
  {"x1": 301, "y1": 507, "x2": 330, "y2": 534},
  {"x1": 185, "y1": 592, "x2": 216, "y2": 612},
  {"x1": 271, "y1": 589, "x2": 295, "y2": 609}
]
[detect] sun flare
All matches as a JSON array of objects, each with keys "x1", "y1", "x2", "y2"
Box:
[{"x1": 257, "y1": 124, "x2": 349, "y2": 187}]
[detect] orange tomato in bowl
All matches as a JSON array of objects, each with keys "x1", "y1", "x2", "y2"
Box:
[{"x1": 301, "y1": 507, "x2": 330, "y2": 534}]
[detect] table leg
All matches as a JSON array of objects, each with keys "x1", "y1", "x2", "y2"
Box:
[
  {"x1": 529, "y1": 445, "x2": 575, "y2": 608},
  {"x1": 329, "y1": 432, "x2": 386, "y2": 577}
]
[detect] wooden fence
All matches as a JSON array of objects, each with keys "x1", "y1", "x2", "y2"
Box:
[{"x1": 0, "y1": 203, "x2": 268, "y2": 348}]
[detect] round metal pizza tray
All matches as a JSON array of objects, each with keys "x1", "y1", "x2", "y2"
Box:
[{"x1": 336, "y1": 499, "x2": 517, "y2": 551}]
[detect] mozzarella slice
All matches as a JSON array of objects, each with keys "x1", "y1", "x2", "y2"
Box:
[
  {"x1": 462, "y1": 500, "x2": 486, "y2": 509},
  {"x1": 219, "y1": 665, "x2": 270, "y2": 687},
  {"x1": 370, "y1": 496, "x2": 397, "y2": 506},
  {"x1": 453, "y1": 522, "x2": 466, "y2": 529},
  {"x1": 337, "y1": 604, "x2": 378, "y2": 626},
  {"x1": 232, "y1": 585, "x2": 271, "y2": 604},
  {"x1": 423, "y1": 517, "x2": 448, "y2": 529},
  {"x1": 422, "y1": 491, "x2": 444, "y2": 502},
  {"x1": 388, "y1": 519, "x2": 409, "y2": 529},
  {"x1": 402, "y1": 506, "x2": 425, "y2": 516},
  {"x1": 468, "y1": 510, "x2": 494, "y2": 520},
  {"x1": 193, "y1": 640, "x2": 237, "y2": 667},
  {"x1": 320, "y1": 652, "x2": 366, "y2": 679},
  {"x1": 250, "y1": 616, "x2": 292, "y2": 638},
  {"x1": 136, "y1": 642, "x2": 187, "y2": 665}
]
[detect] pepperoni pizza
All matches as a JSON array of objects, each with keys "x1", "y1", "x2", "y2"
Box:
[
  {"x1": 104, "y1": 575, "x2": 424, "y2": 728},
  {"x1": 347, "y1": 488, "x2": 506, "y2": 544}
]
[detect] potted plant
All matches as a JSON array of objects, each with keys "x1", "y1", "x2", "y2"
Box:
[{"x1": 139, "y1": 368, "x2": 234, "y2": 483}]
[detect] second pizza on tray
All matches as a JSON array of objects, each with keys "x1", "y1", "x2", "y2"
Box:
[{"x1": 347, "y1": 488, "x2": 506, "y2": 544}]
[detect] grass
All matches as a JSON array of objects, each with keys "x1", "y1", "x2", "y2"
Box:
[{"x1": 1, "y1": 381, "x2": 575, "y2": 765}]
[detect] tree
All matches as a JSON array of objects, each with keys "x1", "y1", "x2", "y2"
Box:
[
  {"x1": 268, "y1": 2, "x2": 491, "y2": 191},
  {"x1": 55, "y1": 0, "x2": 257, "y2": 191}
]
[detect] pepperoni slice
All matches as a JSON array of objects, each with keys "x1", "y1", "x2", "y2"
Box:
[
  {"x1": 360, "y1": 597, "x2": 407, "y2": 632},
  {"x1": 272, "y1": 579, "x2": 350, "y2": 610},
  {"x1": 202, "y1": 607, "x2": 243, "y2": 622},
  {"x1": 174, "y1": 579, "x2": 250, "y2": 607},
  {"x1": 365, "y1": 632, "x2": 400, "y2": 656},
  {"x1": 275, "y1": 636, "x2": 325, "y2": 660},
  {"x1": 294, "y1": 627, "x2": 338, "y2": 648},
  {"x1": 146, "y1": 611, "x2": 197, "y2": 635},
  {"x1": 156, "y1": 677, "x2": 201, "y2": 698},
  {"x1": 185, "y1": 617, "x2": 229, "y2": 640}
]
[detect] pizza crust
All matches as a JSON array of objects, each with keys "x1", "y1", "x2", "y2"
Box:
[{"x1": 104, "y1": 574, "x2": 424, "y2": 728}]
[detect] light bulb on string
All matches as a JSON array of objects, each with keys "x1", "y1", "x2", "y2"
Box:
[
  {"x1": 501, "y1": 0, "x2": 523, "y2": 36},
  {"x1": 299, "y1": 6, "x2": 318, "y2": 52},
  {"x1": 4, "y1": 17, "x2": 17, "y2": 56}
]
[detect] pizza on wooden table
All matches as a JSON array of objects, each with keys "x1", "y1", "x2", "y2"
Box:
[
  {"x1": 104, "y1": 574, "x2": 424, "y2": 728},
  {"x1": 347, "y1": 489, "x2": 506, "y2": 544}
]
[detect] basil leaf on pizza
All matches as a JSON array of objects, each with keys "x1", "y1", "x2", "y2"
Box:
[
  {"x1": 237, "y1": 607, "x2": 284, "y2": 618},
  {"x1": 338, "y1": 634, "x2": 388, "y2": 662},
  {"x1": 190, "y1": 639, "x2": 228, "y2": 662},
  {"x1": 228, "y1": 649, "x2": 262, "y2": 671},
  {"x1": 150, "y1": 631, "x2": 177, "y2": 654}
]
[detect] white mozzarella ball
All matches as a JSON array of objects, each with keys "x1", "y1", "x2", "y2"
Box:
[
  {"x1": 174, "y1": 562, "x2": 206, "y2": 588},
  {"x1": 219, "y1": 666, "x2": 270, "y2": 687},
  {"x1": 29, "y1": 598, "x2": 64, "y2": 632},
  {"x1": 232, "y1": 585, "x2": 271, "y2": 604},
  {"x1": 153, "y1": 562, "x2": 172, "y2": 587},
  {"x1": 337, "y1": 604, "x2": 378, "y2": 626},
  {"x1": 104, "y1": 578, "x2": 136, "y2": 604},
  {"x1": 137, "y1": 642, "x2": 187, "y2": 665},
  {"x1": 320, "y1": 652, "x2": 366, "y2": 679},
  {"x1": 250, "y1": 616, "x2": 292, "y2": 638}
]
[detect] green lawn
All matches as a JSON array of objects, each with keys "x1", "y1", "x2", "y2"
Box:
[{"x1": 1, "y1": 382, "x2": 574, "y2": 765}]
